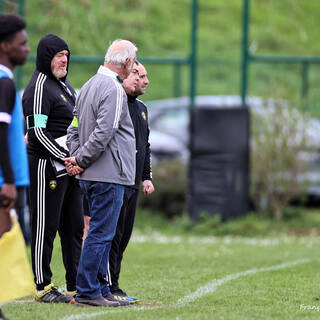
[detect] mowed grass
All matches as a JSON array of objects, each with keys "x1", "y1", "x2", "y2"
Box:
[{"x1": 3, "y1": 226, "x2": 320, "y2": 320}]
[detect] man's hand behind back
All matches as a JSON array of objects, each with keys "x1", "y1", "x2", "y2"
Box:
[{"x1": 142, "y1": 180, "x2": 154, "y2": 195}]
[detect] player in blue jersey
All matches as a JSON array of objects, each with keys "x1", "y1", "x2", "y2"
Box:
[{"x1": 0, "y1": 13, "x2": 30, "y2": 320}]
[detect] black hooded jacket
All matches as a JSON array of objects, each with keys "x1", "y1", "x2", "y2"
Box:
[
  {"x1": 22, "y1": 34, "x2": 76, "y2": 162},
  {"x1": 127, "y1": 95, "x2": 152, "y2": 189}
]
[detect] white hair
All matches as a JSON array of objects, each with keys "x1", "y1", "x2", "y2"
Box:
[{"x1": 104, "y1": 39, "x2": 137, "y2": 68}]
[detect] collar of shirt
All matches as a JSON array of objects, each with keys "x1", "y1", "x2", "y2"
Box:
[
  {"x1": 97, "y1": 65, "x2": 122, "y2": 83},
  {"x1": 59, "y1": 80, "x2": 74, "y2": 98},
  {"x1": 127, "y1": 94, "x2": 137, "y2": 103},
  {"x1": 0, "y1": 64, "x2": 14, "y2": 79}
]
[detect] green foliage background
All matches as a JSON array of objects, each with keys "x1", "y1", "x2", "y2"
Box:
[{"x1": 4, "y1": 0, "x2": 320, "y2": 104}]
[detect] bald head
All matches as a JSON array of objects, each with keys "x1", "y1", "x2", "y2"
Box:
[{"x1": 133, "y1": 63, "x2": 149, "y2": 96}]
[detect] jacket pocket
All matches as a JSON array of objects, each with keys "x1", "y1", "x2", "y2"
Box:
[
  {"x1": 116, "y1": 150, "x2": 124, "y2": 176},
  {"x1": 110, "y1": 145, "x2": 124, "y2": 176}
]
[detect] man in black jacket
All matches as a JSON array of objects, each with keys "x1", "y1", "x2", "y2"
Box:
[
  {"x1": 109, "y1": 62, "x2": 155, "y2": 302},
  {"x1": 22, "y1": 34, "x2": 83, "y2": 303}
]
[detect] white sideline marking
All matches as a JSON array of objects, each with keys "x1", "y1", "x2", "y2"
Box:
[
  {"x1": 59, "y1": 258, "x2": 310, "y2": 320},
  {"x1": 60, "y1": 305, "x2": 162, "y2": 320},
  {"x1": 177, "y1": 258, "x2": 310, "y2": 305},
  {"x1": 131, "y1": 231, "x2": 320, "y2": 246},
  {"x1": 6, "y1": 299, "x2": 34, "y2": 304}
]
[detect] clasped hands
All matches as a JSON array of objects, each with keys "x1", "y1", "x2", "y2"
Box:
[{"x1": 63, "y1": 157, "x2": 84, "y2": 176}]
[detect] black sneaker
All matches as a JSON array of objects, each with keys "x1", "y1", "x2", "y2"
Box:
[
  {"x1": 104, "y1": 294, "x2": 130, "y2": 306},
  {"x1": 35, "y1": 284, "x2": 74, "y2": 303}
]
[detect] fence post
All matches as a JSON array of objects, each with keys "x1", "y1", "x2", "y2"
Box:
[
  {"x1": 18, "y1": 0, "x2": 24, "y2": 16},
  {"x1": 301, "y1": 61, "x2": 309, "y2": 100},
  {"x1": 189, "y1": 0, "x2": 198, "y2": 108},
  {"x1": 173, "y1": 63, "x2": 182, "y2": 97},
  {"x1": 241, "y1": 0, "x2": 250, "y2": 106},
  {"x1": 15, "y1": 0, "x2": 25, "y2": 91}
]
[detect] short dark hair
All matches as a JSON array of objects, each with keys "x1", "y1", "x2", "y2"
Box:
[{"x1": 0, "y1": 13, "x2": 26, "y2": 43}]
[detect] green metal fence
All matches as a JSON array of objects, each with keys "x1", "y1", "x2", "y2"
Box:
[
  {"x1": 241, "y1": 0, "x2": 320, "y2": 106},
  {"x1": 0, "y1": 0, "x2": 24, "y2": 15},
  {"x1": 3, "y1": 0, "x2": 319, "y2": 108},
  {"x1": 0, "y1": 0, "x2": 198, "y2": 107}
]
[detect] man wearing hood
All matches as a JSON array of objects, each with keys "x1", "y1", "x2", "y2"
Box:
[{"x1": 22, "y1": 34, "x2": 83, "y2": 303}]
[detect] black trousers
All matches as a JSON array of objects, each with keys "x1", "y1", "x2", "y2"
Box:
[
  {"x1": 28, "y1": 155, "x2": 83, "y2": 291},
  {"x1": 109, "y1": 187, "x2": 139, "y2": 290}
]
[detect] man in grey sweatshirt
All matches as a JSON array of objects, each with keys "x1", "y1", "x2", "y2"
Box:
[{"x1": 65, "y1": 39, "x2": 137, "y2": 307}]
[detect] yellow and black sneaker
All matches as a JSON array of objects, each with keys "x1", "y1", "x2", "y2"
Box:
[
  {"x1": 104, "y1": 294, "x2": 130, "y2": 306},
  {"x1": 111, "y1": 288, "x2": 140, "y2": 304},
  {"x1": 35, "y1": 283, "x2": 75, "y2": 303},
  {"x1": 65, "y1": 290, "x2": 77, "y2": 297}
]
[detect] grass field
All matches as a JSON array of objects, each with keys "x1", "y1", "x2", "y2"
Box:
[{"x1": 3, "y1": 218, "x2": 320, "y2": 320}]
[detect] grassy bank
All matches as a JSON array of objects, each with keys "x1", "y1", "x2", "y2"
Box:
[
  {"x1": 134, "y1": 207, "x2": 320, "y2": 237},
  {"x1": 6, "y1": 0, "x2": 318, "y2": 105}
]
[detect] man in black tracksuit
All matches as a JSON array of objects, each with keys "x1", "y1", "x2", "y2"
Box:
[
  {"x1": 22, "y1": 34, "x2": 83, "y2": 303},
  {"x1": 109, "y1": 63, "x2": 154, "y2": 302}
]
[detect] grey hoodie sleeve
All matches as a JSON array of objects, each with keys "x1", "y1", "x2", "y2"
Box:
[
  {"x1": 76, "y1": 83, "x2": 124, "y2": 169},
  {"x1": 66, "y1": 106, "x2": 80, "y2": 157}
]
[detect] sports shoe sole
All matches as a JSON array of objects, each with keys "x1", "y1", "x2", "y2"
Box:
[
  {"x1": 35, "y1": 297, "x2": 75, "y2": 304},
  {"x1": 113, "y1": 295, "x2": 140, "y2": 304},
  {"x1": 74, "y1": 299, "x2": 120, "y2": 307}
]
